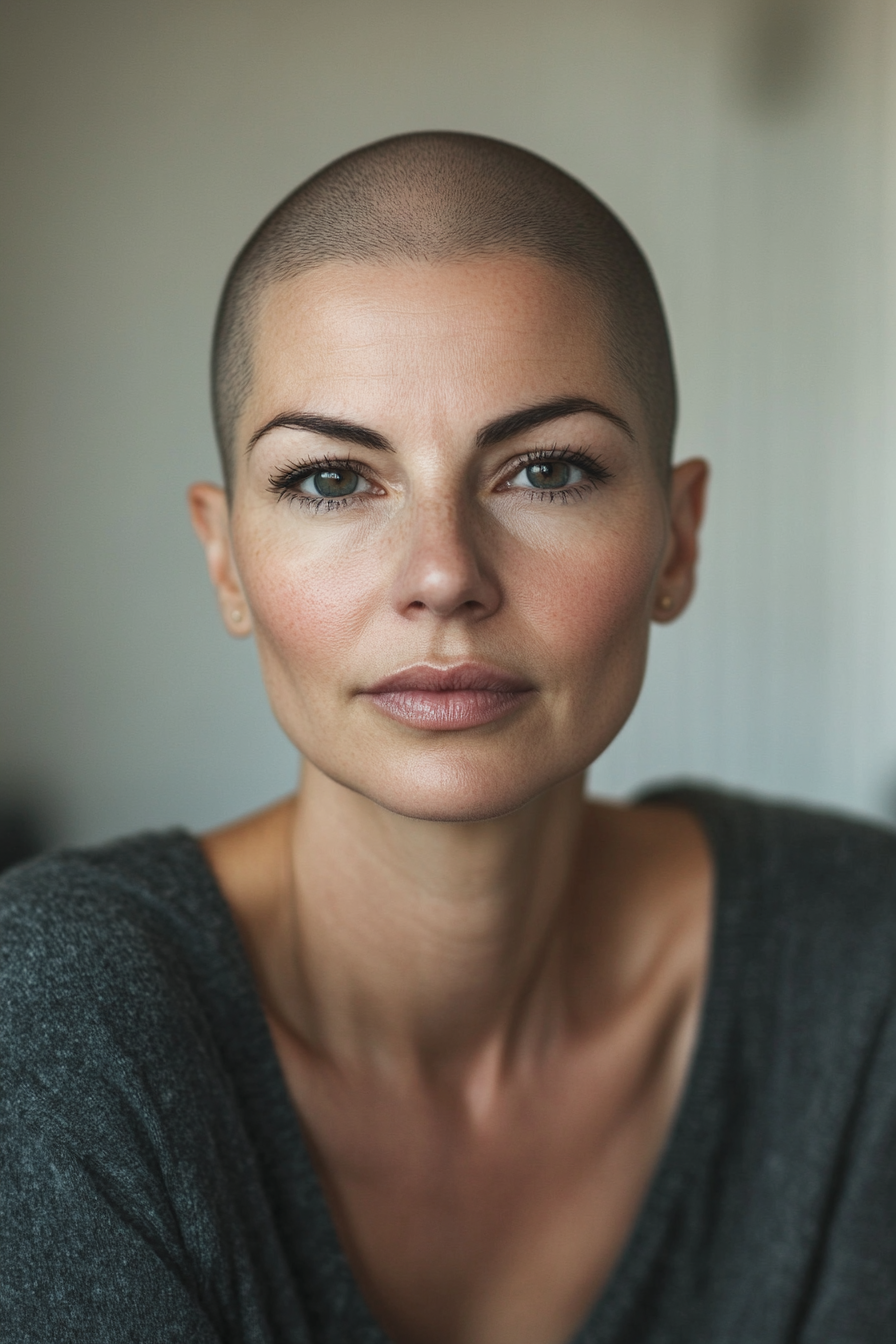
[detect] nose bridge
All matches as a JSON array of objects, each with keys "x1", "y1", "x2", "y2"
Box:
[{"x1": 391, "y1": 467, "x2": 500, "y2": 620}]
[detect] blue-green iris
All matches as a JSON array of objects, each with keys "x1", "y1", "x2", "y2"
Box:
[
  {"x1": 526, "y1": 461, "x2": 572, "y2": 490},
  {"x1": 309, "y1": 468, "x2": 360, "y2": 497}
]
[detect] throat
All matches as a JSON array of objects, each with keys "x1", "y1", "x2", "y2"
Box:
[{"x1": 248, "y1": 763, "x2": 594, "y2": 1071}]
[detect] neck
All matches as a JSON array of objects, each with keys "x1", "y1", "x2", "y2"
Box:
[{"x1": 271, "y1": 762, "x2": 591, "y2": 1076}]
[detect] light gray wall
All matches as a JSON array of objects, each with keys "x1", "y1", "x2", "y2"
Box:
[{"x1": 1, "y1": 0, "x2": 894, "y2": 845}]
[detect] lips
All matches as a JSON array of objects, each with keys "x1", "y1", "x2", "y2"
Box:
[{"x1": 360, "y1": 663, "x2": 535, "y2": 731}]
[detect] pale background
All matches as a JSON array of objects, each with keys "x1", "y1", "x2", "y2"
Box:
[{"x1": 1, "y1": 0, "x2": 894, "y2": 847}]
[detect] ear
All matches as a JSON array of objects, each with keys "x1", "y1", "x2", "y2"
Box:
[
  {"x1": 187, "y1": 482, "x2": 253, "y2": 637},
  {"x1": 652, "y1": 458, "x2": 709, "y2": 623}
]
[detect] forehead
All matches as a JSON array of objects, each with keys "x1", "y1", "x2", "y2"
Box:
[{"x1": 242, "y1": 256, "x2": 642, "y2": 442}]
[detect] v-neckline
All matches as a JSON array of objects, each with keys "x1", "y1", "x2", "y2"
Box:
[
  {"x1": 186, "y1": 784, "x2": 749, "y2": 1344},
  {"x1": 568, "y1": 785, "x2": 749, "y2": 1341}
]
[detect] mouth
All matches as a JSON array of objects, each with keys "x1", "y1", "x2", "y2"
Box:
[{"x1": 359, "y1": 662, "x2": 536, "y2": 731}]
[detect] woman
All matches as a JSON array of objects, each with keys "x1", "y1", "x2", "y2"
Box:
[{"x1": 3, "y1": 133, "x2": 896, "y2": 1344}]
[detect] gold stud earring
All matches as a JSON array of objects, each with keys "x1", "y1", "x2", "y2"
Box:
[{"x1": 659, "y1": 594, "x2": 673, "y2": 611}]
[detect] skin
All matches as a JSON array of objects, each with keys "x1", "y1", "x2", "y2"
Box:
[{"x1": 189, "y1": 255, "x2": 710, "y2": 1344}]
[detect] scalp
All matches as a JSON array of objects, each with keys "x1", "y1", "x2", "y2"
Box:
[{"x1": 212, "y1": 132, "x2": 676, "y2": 485}]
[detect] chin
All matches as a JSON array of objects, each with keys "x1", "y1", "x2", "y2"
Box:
[
  {"x1": 363, "y1": 784, "x2": 540, "y2": 825},
  {"x1": 313, "y1": 742, "x2": 593, "y2": 824}
]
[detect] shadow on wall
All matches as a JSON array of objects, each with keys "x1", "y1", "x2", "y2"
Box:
[
  {"x1": 880, "y1": 771, "x2": 896, "y2": 830},
  {"x1": 738, "y1": 0, "x2": 833, "y2": 112},
  {"x1": 0, "y1": 796, "x2": 50, "y2": 875}
]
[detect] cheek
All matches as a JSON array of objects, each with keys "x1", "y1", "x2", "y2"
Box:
[
  {"x1": 233, "y1": 517, "x2": 383, "y2": 698},
  {"x1": 506, "y1": 510, "x2": 665, "y2": 688}
]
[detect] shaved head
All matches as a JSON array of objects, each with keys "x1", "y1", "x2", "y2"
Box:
[{"x1": 212, "y1": 132, "x2": 676, "y2": 486}]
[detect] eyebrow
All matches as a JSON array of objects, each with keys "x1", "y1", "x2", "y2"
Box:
[
  {"x1": 475, "y1": 396, "x2": 634, "y2": 448},
  {"x1": 246, "y1": 395, "x2": 633, "y2": 455},
  {"x1": 247, "y1": 413, "x2": 391, "y2": 453}
]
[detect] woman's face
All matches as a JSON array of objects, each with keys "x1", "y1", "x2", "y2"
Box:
[{"x1": 194, "y1": 256, "x2": 703, "y2": 822}]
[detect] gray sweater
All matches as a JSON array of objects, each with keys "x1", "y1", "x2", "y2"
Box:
[{"x1": 3, "y1": 786, "x2": 896, "y2": 1343}]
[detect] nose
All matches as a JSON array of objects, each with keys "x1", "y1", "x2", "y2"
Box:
[{"x1": 390, "y1": 495, "x2": 502, "y2": 621}]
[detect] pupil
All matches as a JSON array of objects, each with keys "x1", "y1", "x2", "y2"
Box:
[
  {"x1": 314, "y1": 468, "x2": 358, "y2": 497},
  {"x1": 526, "y1": 461, "x2": 571, "y2": 490}
]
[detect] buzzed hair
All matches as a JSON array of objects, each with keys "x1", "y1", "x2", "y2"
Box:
[{"x1": 211, "y1": 132, "x2": 677, "y2": 486}]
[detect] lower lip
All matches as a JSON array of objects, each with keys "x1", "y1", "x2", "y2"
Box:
[{"x1": 363, "y1": 688, "x2": 534, "y2": 731}]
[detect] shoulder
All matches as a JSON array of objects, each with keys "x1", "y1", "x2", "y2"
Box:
[
  {"x1": 644, "y1": 781, "x2": 896, "y2": 914},
  {"x1": 0, "y1": 830, "x2": 244, "y2": 1133},
  {"x1": 0, "y1": 829, "x2": 226, "y2": 1016},
  {"x1": 645, "y1": 783, "x2": 896, "y2": 1028},
  {"x1": 0, "y1": 837, "x2": 287, "y2": 1341},
  {"x1": 0, "y1": 830, "x2": 261, "y2": 1236}
]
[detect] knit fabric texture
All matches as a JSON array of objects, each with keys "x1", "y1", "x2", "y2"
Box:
[{"x1": 3, "y1": 785, "x2": 896, "y2": 1343}]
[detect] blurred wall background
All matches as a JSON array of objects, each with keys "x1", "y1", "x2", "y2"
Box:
[{"x1": 1, "y1": 0, "x2": 894, "y2": 848}]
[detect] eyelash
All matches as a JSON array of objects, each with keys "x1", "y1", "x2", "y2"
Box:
[
  {"x1": 508, "y1": 447, "x2": 614, "y2": 503},
  {"x1": 266, "y1": 446, "x2": 614, "y2": 511},
  {"x1": 267, "y1": 455, "x2": 375, "y2": 511}
]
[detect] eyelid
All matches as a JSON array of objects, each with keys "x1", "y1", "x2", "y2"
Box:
[
  {"x1": 499, "y1": 445, "x2": 614, "y2": 484},
  {"x1": 267, "y1": 454, "x2": 379, "y2": 498}
]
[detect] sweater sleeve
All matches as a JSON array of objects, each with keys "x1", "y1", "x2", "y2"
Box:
[
  {"x1": 0, "y1": 856, "x2": 236, "y2": 1343},
  {"x1": 3, "y1": 1103, "x2": 224, "y2": 1343}
]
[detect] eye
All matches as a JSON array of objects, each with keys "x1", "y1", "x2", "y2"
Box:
[
  {"x1": 509, "y1": 460, "x2": 585, "y2": 491},
  {"x1": 298, "y1": 467, "x2": 371, "y2": 498}
]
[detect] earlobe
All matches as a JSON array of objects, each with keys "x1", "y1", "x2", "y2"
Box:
[{"x1": 187, "y1": 482, "x2": 253, "y2": 637}]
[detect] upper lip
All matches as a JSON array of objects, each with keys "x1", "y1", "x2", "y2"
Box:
[{"x1": 363, "y1": 662, "x2": 535, "y2": 695}]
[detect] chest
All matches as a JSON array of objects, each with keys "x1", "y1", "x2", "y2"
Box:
[{"x1": 269, "y1": 1015, "x2": 695, "y2": 1344}]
